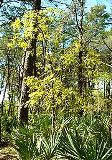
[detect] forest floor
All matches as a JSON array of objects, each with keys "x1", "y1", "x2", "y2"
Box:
[{"x1": 0, "y1": 147, "x2": 19, "y2": 160}]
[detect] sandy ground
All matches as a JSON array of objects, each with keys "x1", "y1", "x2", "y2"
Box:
[
  {"x1": 0, "y1": 154, "x2": 19, "y2": 160},
  {"x1": 0, "y1": 147, "x2": 19, "y2": 160}
]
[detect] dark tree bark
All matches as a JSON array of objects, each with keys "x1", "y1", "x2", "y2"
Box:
[
  {"x1": 74, "y1": 0, "x2": 85, "y2": 116},
  {"x1": 19, "y1": 0, "x2": 41, "y2": 123},
  {"x1": 104, "y1": 80, "x2": 106, "y2": 98},
  {"x1": 74, "y1": 0, "x2": 84, "y2": 94}
]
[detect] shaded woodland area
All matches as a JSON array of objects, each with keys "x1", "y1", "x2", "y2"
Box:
[{"x1": 0, "y1": 0, "x2": 112, "y2": 159}]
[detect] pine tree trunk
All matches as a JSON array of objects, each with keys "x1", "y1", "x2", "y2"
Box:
[
  {"x1": 77, "y1": 0, "x2": 84, "y2": 116},
  {"x1": 19, "y1": 0, "x2": 41, "y2": 123},
  {"x1": 19, "y1": 50, "x2": 33, "y2": 123},
  {"x1": 76, "y1": 1, "x2": 84, "y2": 95},
  {"x1": 0, "y1": 78, "x2": 7, "y2": 145}
]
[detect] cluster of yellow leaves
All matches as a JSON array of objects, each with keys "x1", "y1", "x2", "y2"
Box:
[
  {"x1": 7, "y1": 8, "x2": 64, "y2": 50},
  {"x1": 83, "y1": 49, "x2": 101, "y2": 79},
  {"x1": 26, "y1": 75, "x2": 77, "y2": 113},
  {"x1": 22, "y1": 11, "x2": 37, "y2": 40},
  {"x1": 19, "y1": 41, "x2": 28, "y2": 48},
  {"x1": 7, "y1": 42, "x2": 14, "y2": 49},
  {"x1": 74, "y1": 41, "x2": 81, "y2": 53},
  {"x1": 11, "y1": 18, "x2": 21, "y2": 31},
  {"x1": 61, "y1": 46, "x2": 76, "y2": 66}
]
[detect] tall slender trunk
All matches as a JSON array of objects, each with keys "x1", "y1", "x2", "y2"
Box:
[
  {"x1": 106, "y1": 81, "x2": 111, "y2": 99},
  {"x1": 19, "y1": 0, "x2": 41, "y2": 123},
  {"x1": 76, "y1": 0, "x2": 84, "y2": 95},
  {"x1": 76, "y1": 0, "x2": 84, "y2": 116},
  {"x1": 104, "y1": 80, "x2": 106, "y2": 98},
  {"x1": 0, "y1": 81, "x2": 7, "y2": 146}
]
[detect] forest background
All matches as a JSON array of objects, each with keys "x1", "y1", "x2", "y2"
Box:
[{"x1": 0, "y1": 0, "x2": 112, "y2": 160}]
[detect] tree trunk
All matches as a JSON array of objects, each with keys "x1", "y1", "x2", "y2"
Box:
[
  {"x1": 18, "y1": 0, "x2": 41, "y2": 123},
  {"x1": 76, "y1": 0, "x2": 84, "y2": 116},
  {"x1": 75, "y1": 0, "x2": 84, "y2": 95},
  {"x1": 104, "y1": 80, "x2": 106, "y2": 98},
  {"x1": 0, "y1": 80, "x2": 7, "y2": 145},
  {"x1": 19, "y1": 0, "x2": 41, "y2": 123}
]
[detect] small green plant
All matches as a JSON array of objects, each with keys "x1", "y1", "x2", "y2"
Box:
[
  {"x1": 11, "y1": 126, "x2": 40, "y2": 160},
  {"x1": 11, "y1": 125, "x2": 62, "y2": 160},
  {"x1": 59, "y1": 130, "x2": 112, "y2": 160},
  {"x1": 40, "y1": 132, "x2": 61, "y2": 160}
]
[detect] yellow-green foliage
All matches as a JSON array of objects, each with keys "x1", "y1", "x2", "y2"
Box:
[
  {"x1": 7, "y1": 6, "x2": 107, "y2": 115},
  {"x1": 84, "y1": 48, "x2": 101, "y2": 79},
  {"x1": 7, "y1": 8, "x2": 64, "y2": 50},
  {"x1": 26, "y1": 75, "x2": 77, "y2": 113}
]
